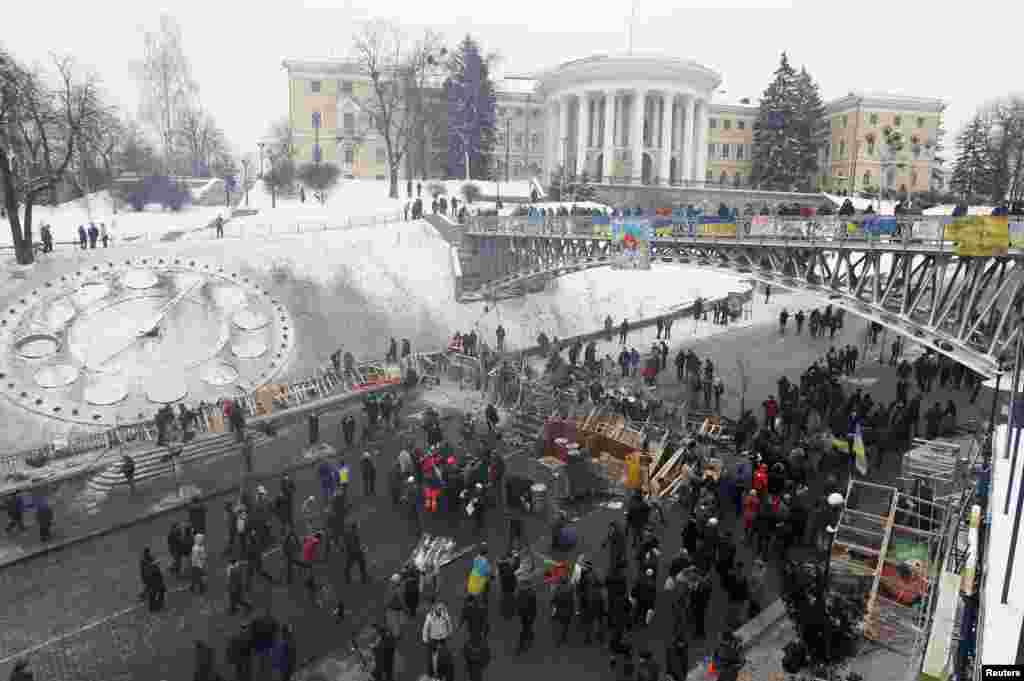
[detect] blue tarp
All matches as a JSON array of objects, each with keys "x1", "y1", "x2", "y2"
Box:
[{"x1": 863, "y1": 216, "x2": 898, "y2": 235}]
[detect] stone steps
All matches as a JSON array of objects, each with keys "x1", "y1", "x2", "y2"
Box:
[{"x1": 87, "y1": 431, "x2": 273, "y2": 493}]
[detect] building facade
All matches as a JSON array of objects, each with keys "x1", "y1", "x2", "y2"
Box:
[{"x1": 282, "y1": 53, "x2": 944, "y2": 194}]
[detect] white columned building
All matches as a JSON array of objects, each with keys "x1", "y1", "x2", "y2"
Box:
[{"x1": 535, "y1": 52, "x2": 721, "y2": 187}]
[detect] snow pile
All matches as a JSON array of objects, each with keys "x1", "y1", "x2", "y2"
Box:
[{"x1": 822, "y1": 193, "x2": 898, "y2": 215}]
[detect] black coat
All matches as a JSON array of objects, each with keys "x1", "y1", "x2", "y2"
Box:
[{"x1": 516, "y1": 587, "x2": 538, "y2": 620}]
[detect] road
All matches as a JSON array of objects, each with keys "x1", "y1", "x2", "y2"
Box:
[{"x1": 0, "y1": 289, "x2": 990, "y2": 681}]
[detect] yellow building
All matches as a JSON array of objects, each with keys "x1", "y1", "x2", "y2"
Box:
[
  {"x1": 706, "y1": 103, "x2": 757, "y2": 188},
  {"x1": 816, "y1": 93, "x2": 945, "y2": 195},
  {"x1": 282, "y1": 58, "x2": 945, "y2": 194}
]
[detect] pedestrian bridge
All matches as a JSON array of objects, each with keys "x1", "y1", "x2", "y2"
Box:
[{"x1": 457, "y1": 215, "x2": 1024, "y2": 378}]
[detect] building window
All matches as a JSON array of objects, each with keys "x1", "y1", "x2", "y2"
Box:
[
  {"x1": 514, "y1": 133, "x2": 523, "y2": 149},
  {"x1": 706, "y1": 169, "x2": 713, "y2": 181},
  {"x1": 734, "y1": 172, "x2": 742, "y2": 188},
  {"x1": 340, "y1": 80, "x2": 353, "y2": 94},
  {"x1": 723, "y1": 119, "x2": 732, "y2": 130},
  {"x1": 894, "y1": 115, "x2": 902, "y2": 127},
  {"x1": 709, "y1": 118, "x2": 718, "y2": 129},
  {"x1": 917, "y1": 116, "x2": 925, "y2": 128},
  {"x1": 869, "y1": 113, "x2": 878, "y2": 125},
  {"x1": 867, "y1": 140, "x2": 875, "y2": 156},
  {"x1": 496, "y1": 159, "x2": 505, "y2": 176},
  {"x1": 513, "y1": 161, "x2": 523, "y2": 176},
  {"x1": 343, "y1": 113, "x2": 355, "y2": 133},
  {"x1": 839, "y1": 140, "x2": 847, "y2": 158},
  {"x1": 911, "y1": 171, "x2": 919, "y2": 187},
  {"x1": 375, "y1": 148, "x2": 386, "y2": 163},
  {"x1": 708, "y1": 143, "x2": 717, "y2": 158},
  {"x1": 311, "y1": 80, "x2": 321, "y2": 93},
  {"x1": 842, "y1": 115, "x2": 848, "y2": 128},
  {"x1": 497, "y1": 132, "x2": 506, "y2": 148},
  {"x1": 914, "y1": 145, "x2": 921, "y2": 159},
  {"x1": 863, "y1": 170, "x2": 871, "y2": 187},
  {"x1": 721, "y1": 143, "x2": 730, "y2": 160},
  {"x1": 719, "y1": 171, "x2": 728, "y2": 185},
  {"x1": 344, "y1": 148, "x2": 354, "y2": 164},
  {"x1": 530, "y1": 134, "x2": 541, "y2": 151},
  {"x1": 738, "y1": 120, "x2": 745, "y2": 130},
  {"x1": 735, "y1": 145, "x2": 744, "y2": 160},
  {"x1": 824, "y1": 143, "x2": 831, "y2": 161}
]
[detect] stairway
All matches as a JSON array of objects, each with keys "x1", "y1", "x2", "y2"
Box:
[
  {"x1": 87, "y1": 431, "x2": 273, "y2": 493},
  {"x1": 421, "y1": 214, "x2": 463, "y2": 247},
  {"x1": 505, "y1": 381, "x2": 562, "y2": 449}
]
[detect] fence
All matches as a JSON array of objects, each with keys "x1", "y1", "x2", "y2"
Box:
[
  {"x1": 467, "y1": 214, "x2": 1024, "y2": 252},
  {"x1": 221, "y1": 210, "x2": 405, "y2": 239},
  {"x1": 0, "y1": 353, "x2": 441, "y2": 477}
]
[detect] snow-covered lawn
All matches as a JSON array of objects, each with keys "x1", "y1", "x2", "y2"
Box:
[{"x1": 1, "y1": 190, "x2": 226, "y2": 248}]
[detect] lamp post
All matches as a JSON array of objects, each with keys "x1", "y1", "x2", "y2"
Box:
[
  {"x1": 821, "y1": 491, "x2": 846, "y2": 679},
  {"x1": 241, "y1": 159, "x2": 250, "y2": 207}
]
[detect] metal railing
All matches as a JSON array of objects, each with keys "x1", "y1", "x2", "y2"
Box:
[
  {"x1": 464, "y1": 214, "x2": 1024, "y2": 252},
  {"x1": 219, "y1": 210, "x2": 405, "y2": 239},
  {"x1": 1, "y1": 352, "x2": 442, "y2": 475}
]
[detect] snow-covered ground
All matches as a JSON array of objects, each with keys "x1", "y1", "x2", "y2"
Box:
[
  {"x1": 1, "y1": 190, "x2": 226, "y2": 248},
  {"x1": 922, "y1": 203, "x2": 996, "y2": 216}
]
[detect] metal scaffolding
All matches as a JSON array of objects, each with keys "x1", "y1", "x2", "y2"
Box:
[{"x1": 827, "y1": 436, "x2": 981, "y2": 670}]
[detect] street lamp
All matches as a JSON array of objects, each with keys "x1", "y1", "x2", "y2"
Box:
[
  {"x1": 241, "y1": 159, "x2": 250, "y2": 207},
  {"x1": 821, "y1": 491, "x2": 846, "y2": 679}
]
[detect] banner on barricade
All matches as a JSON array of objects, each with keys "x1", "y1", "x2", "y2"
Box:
[
  {"x1": 611, "y1": 218, "x2": 651, "y2": 269},
  {"x1": 776, "y1": 220, "x2": 806, "y2": 238},
  {"x1": 528, "y1": 213, "x2": 544, "y2": 226},
  {"x1": 845, "y1": 221, "x2": 863, "y2": 238},
  {"x1": 1011, "y1": 222, "x2": 1024, "y2": 248},
  {"x1": 945, "y1": 216, "x2": 1009, "y2": 256},
  {"x1": 912, "y1": 220, "x2": 944, "y2": 241},
  {"x1": 592, "y1": 214, "x2": 610, "y2": 225},
  {"x1": 700, "y1": 217, "x2": 737, "y2": 238},
  {"x1": 655, "y1": 226, "x2": 675, "y2": 237},
  {"x1": 863, "y1": 216, "x2": 898, "y2": 236},
  {"x1": 749, "y1": 215, "x2": 774, "y2": 236},
  {"x1": 593, "y1": 223, "x2": 612, "y2": 238}
]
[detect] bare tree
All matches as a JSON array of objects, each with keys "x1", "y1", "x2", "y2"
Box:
[
  {"x1": 350, "y1": 19, "x2": 443, "y2": 198},
  {"x1": 1, "y1": 51, "x2": 104, "y2": 264},
  {"x1": 265, "y1": 117, "x2": 297, "y2": 162},
  {"x1": 70, "y1": 105, "x2": 123, "y2": 195},
  {"x1": 177, "y1": 105, "x2": 228, "y2": 176},
  {"x1": 134, "y1": 14, "x2": 198, "y2": 160}
]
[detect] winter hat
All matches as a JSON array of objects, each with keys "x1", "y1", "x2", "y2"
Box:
[{"x1": 391, "y1": 574, "x2": 402, "y2": 584}]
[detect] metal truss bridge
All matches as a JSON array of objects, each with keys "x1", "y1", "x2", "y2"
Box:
[{"x1": 457, "y1": 215, "x2": 1024, "y2": 378}]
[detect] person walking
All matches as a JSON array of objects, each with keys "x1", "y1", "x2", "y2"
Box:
[
  {"x1": 343, "y1": 521, "x2": 369, "y2": 584},
  {"x1": 227, "y1": 623, "x2": 253, "y2": 681},
  {"x1": 271, "y1": 624, "x2": 296, "y2": 681},
  {"x1": 372, "y1": 624, "x2": 398, "y2": 681},
  {"x1": 463, "y1": 634, "x2": 491, "y2": 681},
  {"x1": 423, "y1": 599, "x2": 455, "y2": 671},
  {"x1": 619, "y1": 318, "x2": 629, "y2": 345},
  {"x1": 360, "y1": 451, "x2": 377, "y2": 496},
  {"x1": 78, "y1": 224, "x2": 87, "y2": 249},
  {"x1": 190, "y1": 533, "x2": 208, "y2": 594},
  {"x1": 515, "y1": 579, "x2": 538, "y2": 654},
  {"x1": 551, "y1": 576, "x2": 575, "y2": 645},
  {"x1": 227, "y1": 559, "x2": 252, "y2": 614},
  {"x1": 35, "y1": 496, "x2": 53, "y2": 542},
  {"x1": 100, "y1": 223, "x2": 109, "y2": 248}
]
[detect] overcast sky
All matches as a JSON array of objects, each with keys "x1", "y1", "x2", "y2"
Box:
[{"x1": 5, "y1": 0, "x2": 1019, "y2": 164}]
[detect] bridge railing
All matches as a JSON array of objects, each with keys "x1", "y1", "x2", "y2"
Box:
[{"x1": 465, "y1": 214, "x2": 1023, "y2": 250}]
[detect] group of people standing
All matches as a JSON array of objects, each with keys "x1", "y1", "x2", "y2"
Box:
[{"x1": 77, "y1": 221, "x2": 109, "y2": 249}]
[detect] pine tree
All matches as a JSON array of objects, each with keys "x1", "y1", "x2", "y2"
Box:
[
  {"x1": 951, "y1": 115, "x2": 993, "y2": 200},
  {"x1": 792, "y1": 67, "x2": 826, "y2": 191},
  {"x1": 445, "y1": 35, "x2": 497, "y2": 180}
]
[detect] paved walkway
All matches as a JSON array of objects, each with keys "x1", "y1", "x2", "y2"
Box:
[{"x1": 1, "y1": 294, "x2": 990, "y2": 681}]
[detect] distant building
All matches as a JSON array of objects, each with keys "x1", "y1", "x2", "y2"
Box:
[{"x1": 282, "y1": 55, "x2": 945, "y2": 194}]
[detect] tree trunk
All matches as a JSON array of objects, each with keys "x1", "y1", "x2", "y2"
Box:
[
  {"x1": 388, "y1": 165, "x2": 399, "y2": 199},
  {"x1": 16, "y1": 200, "x2": 36, "y2": 265}
]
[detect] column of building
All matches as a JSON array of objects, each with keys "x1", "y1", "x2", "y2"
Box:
[
  {"x1": 602, "y1": 91, "x2": 615, "y2": 182},
  {"x1": 694, "y1": 98, "x2": 709, "y2": 186},
  {"x1": 630, "y1": 89, "x2": 646, "y2": 184},
  {"x1": 659, "y1": 92, "x2": 673, "y2": 185},
  {"x1": 575, "y1": 92, "x2": 589, "y2": 178},
  {"x1": 673, "y1": 97, "x2": 684, "y2": 185}
]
